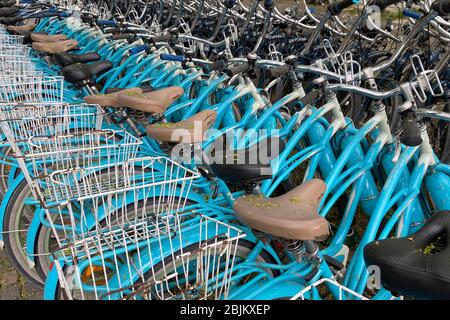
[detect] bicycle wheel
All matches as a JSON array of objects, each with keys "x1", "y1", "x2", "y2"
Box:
[
  {"x1": 0, "y1": 146, "x2": 16, "y2": 201},
  {"x1": 34, "y1": 197, "x2": 196, "y2": 284},
  {"x1": 53, "y1": 239, "x2": 277, "y2": 300},
  {"x1": 2, "y1": 178, "x2": 44, "y2": 287}
]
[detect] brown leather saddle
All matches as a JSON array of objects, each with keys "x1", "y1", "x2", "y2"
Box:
[
  {"x1": 234, "y1": 180, "x2": 329, "y2": 241},
  {"x1": 32, "y1": 39, "x2": 78, "y2": 54},
  {"x1": 31, "y1": 33, "x2": 68, "y2": 42},
  {"x1": 117, "y1": 87, "x2": 184, "y2": 114},
  {"x1": 146, "y1": 110, "x2": 217, "y2": 143},
  {"x1": 6, "y1": 23, "x2": 36, "y2": 33},
  {"x1": 208, "y1": 139, "x2": 329, "y2": 241}
]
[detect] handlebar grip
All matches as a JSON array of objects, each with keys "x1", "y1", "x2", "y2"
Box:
[
  {"x1": 96, "y1": 20, "x2": 117, "y2": 27},
  {"x1": 129, "y1": 44, "x2": 150, "y2": 55},
  {"x1": 160, "y1": 53, "x2": 185, "y2": 62},
  {"x1": 402, "y1": 9, "x2": 422, "y2": 20},
  {"x1": 400, "y1": 111, "x2": 423, "y2": 147},
  {"x1": 209, "y1": 59, "x2": 226, "y2": 71},
  {"x1": 431, "y1": 0, "x2": 450, "y2": 16},
  {"x1": 225, "y1": 0, "x2": 236, "y2": 9},
  {"x1": 269, "y1": 64, "x2": 291, "y2": 78},
  {"x1": 58, "y1": 12, "x2": 73, "y2": 18},
  {"x1": 225, "y1": 63, "x2": 251, "y2": 77},
  {"x1": 264, "y1": 0, "x2": 275, "y2": 10},
  {"x1": 328, "y1": 0, "x2": 360, "y2": 15},
  {"x1": 112, "y1": 33, "x2": 132, "y2": 40},
  {"x1": 149, "y1": 34, "x2": 172, "y2": 43},
  {"x1": 371, "y1": 0, "x2": 401, "y2": 10},
  {"x1": 39, "y1": 11, "x2": 64, "y2": 18}
]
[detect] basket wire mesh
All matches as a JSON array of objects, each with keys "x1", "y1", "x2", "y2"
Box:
[
  {"x1": 291, "y1": 278, "x2": 369, "y2": 300},
  {"x1": 0, "y1": 34, "x2": 24, "y2": 45},
  {"x1": 0, "y1": 75, "x2": 64, "y2": 103},
  {"x1": 53, "y1": 213, "x2": 245, "y2": 300}
]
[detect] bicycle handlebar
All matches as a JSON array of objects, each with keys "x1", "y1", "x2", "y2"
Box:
[
  {"x1": 431, "y1": 0, "x2": 450, "y2": 16},
  {"x1": 129, "y1": 44, "x2": 150, "y2": 55},
  {"x1": 416, "y1": 108, "x2": 450, "y2": 122},
  {"x1": 402, "y1": 9, "x2": 422, "y2": 20},
  {"x1": 150, "y1": 34, "x2": 173, "y2": 43},
  {"x1": 160, "y1": 53, "x2": 185, "y2": 62},
  {"x1": 371, "y1": 0, "x2": 402, "y2": 10},
  {"x1": 225, "y1": 63, "x2": 251, "y2": 77},
  {"x1": 269, "y1": 64, "x2": 291, "y2": 78},
  {"x1": 326, "y1": 83, "x2": 401, "y2": 99},
  {"x1": 328, "y1": 0, "x2": 360, "y2": 16},
  {"x1": 96, "y1": 19, "x2": 117, "y2": 27}
]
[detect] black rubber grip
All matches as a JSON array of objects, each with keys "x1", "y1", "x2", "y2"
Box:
[
  {"x1": 264, "y1": 0, "x2": 275, "y2": 10},
  {"x1": 225, "y1": 0, "x2": 236, "y2": 9},
  {"x1": 400, "y1": 111, "x2": 423, "y2": 147},
  {"x1": 105, "y1": 85, "x2": 154, "y2": 94},
  {"x1": 0, "y1": 0, "x2": 16, "y2": 8},
  {"x1": 269, "y1": 64, "x2": 291, "y2": 78},
  {"x1": 80, "y1": 13, "x2": 96, "y2": 22},
  {"x1": 431, "y1": 0, "x2": 450, "y2": 16},
  {"x1": 0, "y1": 16, "x2": 22, "y2": 25},
  {"x1": 112, "y1": 33, "x2": 132, "y2": 40},
  {"x1": 225, "y1": 63, "x2": 251, "y2": 77},
  {"x1": 149, "y1": 34, "x2": 172, "y2": 43},
  {"x1": 371, "y1": 0, "x2": 401, "y2": 9},
  {"x1": 328, "y1": 0, "x2": 357, "y2": 15},
  {"x1": 210, "y1": 59, "x2": 226, "y2": 71}
]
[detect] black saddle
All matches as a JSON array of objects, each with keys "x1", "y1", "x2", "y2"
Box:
[
  {"x1": 208, "y1": 137, "x2": 285, "y2": 185},
  {"x1": 105, "y1": 85, "x2": 154, "y2": 94},
  {"x1": 0, "y1": 15, "x2": 20, "y2": 25},
  {"x1": 364, "y1": 211, "x2": 450, "y2": 299},
  {"x1": 0, "y1": 0, "x2": 17, "y2": 7},
  {"x1": 62, "y1": 61, "x2": 113, "y2": 84},
  {"x1": 0, "y1": 5, "x2": 19, "y2": 16},
  {"x1": 52, "y1": 52, "x2": 101, "y2": 67}
]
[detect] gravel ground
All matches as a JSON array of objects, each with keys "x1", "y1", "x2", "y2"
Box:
[{"x1": 0, "y1": 251, "x2": 42, "y2": 300}]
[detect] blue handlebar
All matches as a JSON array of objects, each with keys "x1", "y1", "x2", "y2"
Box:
[
  {"x1": 58, "y1": 12, "x2": 72, "y2": 18},
  {"x1": 96, "y1": 20, "x2": 117, "y2": 27},
  {"x1": 402, "y1": 9, "x2": 422, "y2": 20},
  {"x1": 160, "y1": 54, "x2": 185, "y2": 62},
  {"x1": 129, "y1": 45, "x2": 150, "y2": 55}
]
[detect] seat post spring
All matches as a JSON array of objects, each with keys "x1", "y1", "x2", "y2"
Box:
[{"x1": 281, "y1": 239, "x2": 304, "y2": 262}]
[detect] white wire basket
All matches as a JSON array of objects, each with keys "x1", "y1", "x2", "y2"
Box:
[
  {"x1": 0, "y1": 45, "x2": 30, "y2": 58},
  {"x1": 36, "y1": 157, "x2": 200, "y2": 250},
  {"x1": 0, "y1": 75, "x2": 64, "y2": 103},
  {"x1": 52, "y1": 214, "x2": 245, "y2": 300},
  {"x1": 0, "y1": 59, "x2": 37, "y2": 75},
  {"x1": 0, "y1": 34, "x2": 25, "y2": 45},
  {"x1": 291, "y1": 278, "x2": 369, "y2": 300},
  {"x1": 18, "y1": 129, "x2": 143, "y2": 183},
  {"x1": 0, "y1": 103, "x2": 104, "y2": 148}
]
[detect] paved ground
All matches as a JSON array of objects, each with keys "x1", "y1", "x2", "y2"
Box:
[{"x1": 0, "y1": 251, "x2": 42, "y2": 300}]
